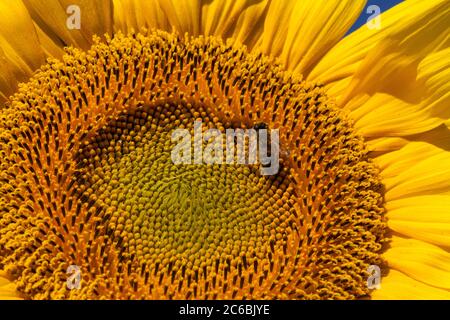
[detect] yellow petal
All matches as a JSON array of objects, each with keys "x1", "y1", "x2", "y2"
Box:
[
  {"x1": 345, "y1": 47, "x2": 450, "y2": 139},
  {"x1": 309, "y1": 0, "x2": 449, "y2": 103},
  {"x1": 383, "y1": 236, "x2": 450, "y2": 290},
  {"x1": 33, "y1": 21, "x2": 66, "y2": 59},
  {"x1": 0, "y1": 48, "x2": 16, "y2": 102},
  {"x1": 367, "y1": 137, "x2": 410, "y2": 153},
  {"x1": 407, "y1": 125, "x2": 450, "y2": 151},
  {"x1": 0, "y1": 271, "x2": 21, "y2": 300},
  {"x1": 254, "y1": 0, "x2": 295, "y2": 59},
  {"x1": 374, "y1": 142, "x2": 450, "y2": 201},
  {"x1": 368, "y1": 124, "x2": 450, "y2": 154},
  {"x1": 310, "y1": 1, "x2": 450, "y2": 144},
  {"x1": 386, "y1": 195, "x2": 450, "y2": 248},
  {"x1": 418, "y1": 48, "x2": 450, "y2": 124},
  {"x1": 372, "y1": 270, "x2": 450, "y2": 300},
  {"x1": 349, "y1": 93, "x2": 443, "y2": 137},
  {"x1": 201, "y1": 0, "x2": 268, "y2": 47},
  {"x1": 228, "y1": 0, "x2": 268, "y2": 48},
  {"x1": 0, "y1": 0, "x2": 46, "y2": 102},
  {"x1": 0, "y1": 0, "x2": 45, "y2": 72},
  {"x1": 256, "y1": 0, "x2": 365, "y2": 76},
  {"x1": 113, "y1": 0, "x2": 169, "y2": 33},
  {"x1": 0, "y1": 284, "x2": 21, "y2": 300},
  {"x1": 113, "y1": 0, "x2": 268, "y2": 48},
  {"x1": 156, "y1": 0, "x2": 202, "y2": 35},
  {"x1": 22, "y1": 0, "x2": 113, "y2": 51},
  {"x1": 376, "y1": 142, "x2": 441, "y2": 179}
]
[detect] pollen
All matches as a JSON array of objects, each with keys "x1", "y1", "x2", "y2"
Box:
[{"x1": 0, "y1": 30, "x2": 386, "y2": 300}]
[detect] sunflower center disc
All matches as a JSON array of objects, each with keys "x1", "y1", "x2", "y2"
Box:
[
  {"x1": 78, "y1": 103, "x2": 297, "y2": 273},
  {"x1": 0, "y1": 31, "x2": 387, "y2": 300}
]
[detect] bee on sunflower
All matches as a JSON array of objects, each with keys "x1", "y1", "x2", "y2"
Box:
[{"x1": 0, "y1": 0, "x2": 449, "y2": 300}]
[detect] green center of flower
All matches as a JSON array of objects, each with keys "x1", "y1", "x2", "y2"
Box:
[{"x1": 77, "y1": 102, "x2": 297, "y2": 280}]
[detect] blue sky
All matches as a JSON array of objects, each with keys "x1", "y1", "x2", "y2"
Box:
[{"x1": 348, "y1": 0, "x2": 404, "y2": 34}]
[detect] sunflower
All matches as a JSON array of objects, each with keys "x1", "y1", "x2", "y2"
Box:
[{"x1": 0, "y1": 0, "x2": 449, "y2": 300}]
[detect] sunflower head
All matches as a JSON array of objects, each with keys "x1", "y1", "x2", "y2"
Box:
[{"x1": 0, "y1": 0, "x2": 449, "y2": 300}]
